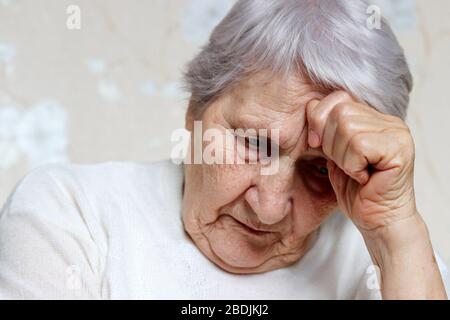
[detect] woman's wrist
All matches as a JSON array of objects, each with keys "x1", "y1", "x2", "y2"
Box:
[
  {"x1": 361, "y1": 211, "x2": 429, "y2": 263},
  {"x1": 360, "y1": 211, "x2": 447, "y2": 299}
]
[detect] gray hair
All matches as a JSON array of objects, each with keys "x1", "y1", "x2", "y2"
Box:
[{"x1": 183, "y1": 0, "x2": 413, "y2": 119}]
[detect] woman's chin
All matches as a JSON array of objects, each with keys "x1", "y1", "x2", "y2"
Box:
[{"x1": 206, "y1": 228, "x2": 278, "y2": 273}]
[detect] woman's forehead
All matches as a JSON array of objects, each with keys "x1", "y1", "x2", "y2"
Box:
[{"x1": 229, "y1": 72, "x2": 326, "y2": 114}]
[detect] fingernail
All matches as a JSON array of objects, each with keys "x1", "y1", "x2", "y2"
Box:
[{"x1": 308, "y1": 129, "x2": 320, "y2": 147}]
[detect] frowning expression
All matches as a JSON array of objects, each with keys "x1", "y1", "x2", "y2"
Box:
[{"x1": 182, "y1": 73, "x2": 338, "y2": 274}]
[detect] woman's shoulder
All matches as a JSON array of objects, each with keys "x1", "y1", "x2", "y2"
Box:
[
  {"x1": 0, "y1": 160, "x2": 185, "y2": 298},
  {"x1": 14, "y1": 159, "x2": 181, "y2": 189},
  {"x1": 12, "y1": 158, "x2": 180, "y2": 189},
  {"x1": 1, "y1": 159, "x2": 184, "y2": 223}
]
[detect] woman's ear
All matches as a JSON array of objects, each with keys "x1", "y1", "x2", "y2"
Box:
[{"x1": 185, "y1": 98, "x2": 196, "y2": 132}]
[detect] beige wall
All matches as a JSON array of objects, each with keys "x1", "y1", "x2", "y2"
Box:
[{"x1": 0, "y1": 0, "x2": 449, "y2": 265}]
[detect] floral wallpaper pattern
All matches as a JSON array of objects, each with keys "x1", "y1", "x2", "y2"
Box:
[
  {"x1": 0, "y1": 100, "x2": 68, "y2": 170},
  {"x1": 0, "y1": 0, "x2": 449, "y2": 264}
]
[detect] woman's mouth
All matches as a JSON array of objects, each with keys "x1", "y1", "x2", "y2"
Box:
[{"x1": 229, "y1": 216, "x2": 274, "y2": 236}]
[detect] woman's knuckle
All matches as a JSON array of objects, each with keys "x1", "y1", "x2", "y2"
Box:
[
  {"x1": 349, "y1": 132, "x2": 368, "y2": 153},
  {"x1": 332, "y1": 102, "x2": 353, "y2": 119},
  {"x1": 337, "y1": 116, "x2": 356, "y2": 136},
  {"x1": 333, "y1": 90, "x2": 352, "y2": 102},
  {"x1": 398, "y1": 132, "x2": 415, "y2": 158},
  {"x1": 309, "y1": 110, "x2": 325, "y2": 129}
]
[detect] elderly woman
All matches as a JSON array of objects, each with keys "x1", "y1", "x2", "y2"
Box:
[{"x1": 0, "y1": 0, "x2": 449, "y2": 299}]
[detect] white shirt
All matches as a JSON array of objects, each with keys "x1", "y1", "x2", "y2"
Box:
[{"x1": 0, "y1": 160, "x2": 448, "y2": 299}]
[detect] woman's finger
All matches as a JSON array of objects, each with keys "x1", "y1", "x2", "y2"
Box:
[
  {"x1": 306, "y1": 91, "x2": 354, "y2": 148},
  {"x1": 341, "y1": 131, "x2": 386, "y2": 185},
  {"x1": 325, "y1": 114, "x2": 382, "y2": 180},
  {"x1": 321, "y1": 105, "x2": 364, "y2": 161}
]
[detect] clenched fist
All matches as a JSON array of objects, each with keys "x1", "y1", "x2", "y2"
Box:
[
  {"x1": 306, "y1": 91, "x2": 447, "y2": 300},
  {"x1": 306, "y1": 91, "x2": 416, "y2": 232}
]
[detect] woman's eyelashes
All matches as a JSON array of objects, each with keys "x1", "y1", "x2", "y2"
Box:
[
  {"x1": 296, "y1": 158, "x2": 333, "y2": 194},
  {"x1": 234, "y1": 132, "x2": 275, "y2": 161},
  {"x1": 247, "y1": 136, "x2": 260, "y2": 148},
  {"x1": 246, "y1": 136, "x2": 270, "y2": 154},
  {"x1": 313, "y1": 162, "x2": 329, "y2": 176},
  {"x1": 297, "y1": 157, "x2": 329, "y2": 175},
  {"x1": 309, "y1": 160, "x2": 329, "y2": 177}
]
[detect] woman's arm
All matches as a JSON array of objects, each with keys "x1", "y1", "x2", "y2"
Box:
[
  {"x1": 362, "y1": 212, "x2": 447, "y2": 299},
  {"x1": 0, "y1": 165, "x2": 102, "y2": 299},
  {"x1": 306, "y1": 91, "x2": 447, "y2": 299}
]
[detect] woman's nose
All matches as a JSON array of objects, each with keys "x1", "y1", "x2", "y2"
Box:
[{"x1": 244, "y1": 168, "x2": 293, "y2": 225}]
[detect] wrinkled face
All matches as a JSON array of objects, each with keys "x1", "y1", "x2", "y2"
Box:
[{"x1": 182, "y1": 73, "x2": 338, "y2": 274}]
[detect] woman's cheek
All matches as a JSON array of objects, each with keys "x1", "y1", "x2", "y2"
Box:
[
  {"x1": 294, "y1": 162, "x2": 337, "y2": 218},
  {"x1": 204, "y1": 164, "x2": 255, "y2": 205}
]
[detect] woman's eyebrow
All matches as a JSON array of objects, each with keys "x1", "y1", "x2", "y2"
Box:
[{"x1": 303, "y1": 147, "x2": 327, "y2": 159}]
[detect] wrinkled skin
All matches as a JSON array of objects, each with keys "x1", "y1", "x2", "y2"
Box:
[
  {"x1": 181, "y1": 71, "x2": 447, "y2": 299},
  {"x1": 181, "y1": 72, "x2": 415, "y2": 276},
  {"x1": 182, "y1": 73, "x2": 340, "y2": 273}
]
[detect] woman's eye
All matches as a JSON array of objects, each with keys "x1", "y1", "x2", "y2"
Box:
[
  {"x1": 296, "y1": 159, "x2": 333, "y2": 196},
  {"x1": 247, "y1": 136, "x2": 272, "y2": 156},
  {"x1": 234, "y1": 133, "x2": 274, "y2": 162},
  {"x1": 318, "y1": 166, "x2": 328, "y2": 175},
  {"x1": 247, "y1": 137, "x2": 259, "y2": 148},
  {"x1": 245, "y1": 136, "x2": 270, "y2": 151},
  {"x1": 298, "y1": 157, "x2": 329, "y2": 177}
]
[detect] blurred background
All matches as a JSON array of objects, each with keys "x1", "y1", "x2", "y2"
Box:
[{"x1": 0, "y1": 0, "x2": 449, "y2": 265}]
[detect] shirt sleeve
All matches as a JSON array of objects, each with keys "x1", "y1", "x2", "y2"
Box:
[{"x1": 0, "y1": 165, "x2": 103, "y2": 299}]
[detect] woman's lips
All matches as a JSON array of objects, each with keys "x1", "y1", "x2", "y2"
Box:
[{"x1": 229, "y1": 216, "x2": 274, "y2": 236}]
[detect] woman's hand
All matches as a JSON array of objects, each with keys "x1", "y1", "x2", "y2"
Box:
[
  {"x1": 306, "y1": 91, "x2": 415, "y2": 231},
  {"x1": 306, "y1": 91, "x2": 447, "y2": 299}
]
